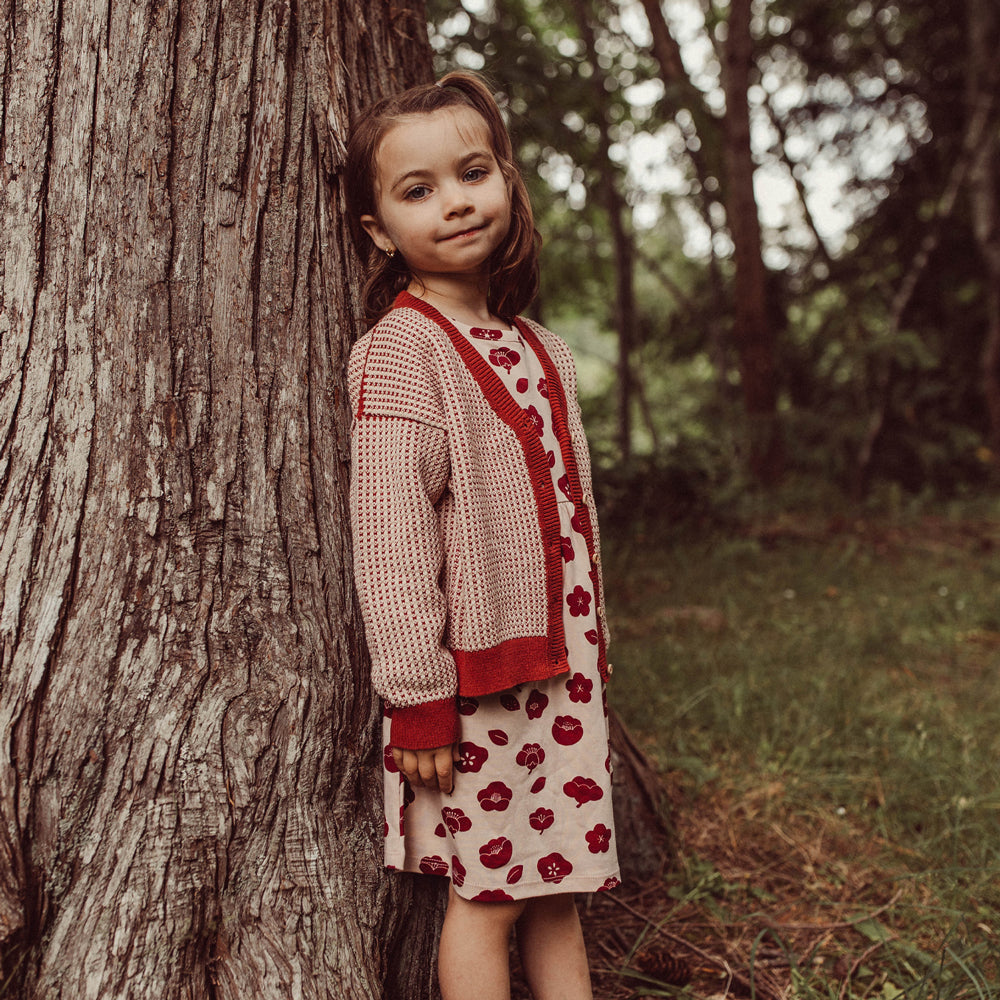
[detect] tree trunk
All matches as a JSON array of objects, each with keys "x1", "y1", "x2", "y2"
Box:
[
  {"x1": 571, "y1": 0, "x2": 637, "y2": 464},
  {"x1": 966, "y1": 0, "x2": 1000, "y2": 462},
  {"x1": 0, "y1": 2, "x2": 441, "y2": 998},
  {"x1": 639, "y1": 0, "x2": 782, "y2": 482},
  {"x1": 720, "y1": 0, "x2": 783, "y2": 484}
]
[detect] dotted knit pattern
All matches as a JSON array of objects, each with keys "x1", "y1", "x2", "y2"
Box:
[{"x1": 348, "y1": 302, "x2": 609, "y2": 741}]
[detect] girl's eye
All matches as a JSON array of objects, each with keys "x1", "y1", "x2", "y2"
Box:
[
  {"x1": 464, "y1": 167, "x2": 488, "y2": 182},
  {"x1": 404, "y1": 184, "x2": 430, "y2": 201}
]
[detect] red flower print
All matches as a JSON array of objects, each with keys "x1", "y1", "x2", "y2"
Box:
[
  {"x1": 571, "y1": 511, "x2": 585, "y2": 533},
  {"x1": 472, "y1": 889, "x2": 514, "y2": 902},
  {"x1": 564, "y1": 776, "x2": 604, "y2": 808},
  {"x1": 558, "y1": 474, "x2": 572, "y2": 499},
  {"x1": 538, "y1": 852, "x2": 573, "y2": 884},
  {"x1": 598, "y1": 876, "x2": 621, "y2": 892},
  {"x1": 500, "y1": 693, "x2": 520, "y2": 712},
  {"x1": 537, "y1": 377, "x2": 549, "y2": 397},
  {"x1": 524, "y1": 405, "x2": 544, "y2": 436},
  {"x1": 383, "y1": 702, "x2": 393, "y2": 718},
  {"x1": 567, "y1": 585, "x2": 592, "y2": 618},
  {"x1": 506, "y1": 865, "x2": 524, "y2": 885},
  {"x1": 488, "y1": 729, "x2": 509, "y2": 746},
  {"x1": 479, "y1": 836, "x2": 513, "y2": 869},
  {"x1": 478, "y1": 781, "x2": 513, "y2": 812},
  {"x1": 458, "y1": 697, "x2": 480, "y2": 716},
  {"x1": 552, "y1": 715, "x2": 583, "y2": 746},
  {"x1": 529, "y1": 807, "x2": 554, "y2": 833},
  {"x1": 547, "y1": 450, "x2": 556, "y2": 468},
  {"x1": 403, "y1": 782, "x2": 415, "y2": 807},
  {"x1": 586, "y1": 823, "x2": 612, "y2": 854},
  {"x1": 419, "y1": 855, "x2": 449, "y2": 876},
  {"x1": 451, "y1": 856, "x2": 467, "y2": 888},
  {"x1": 441, "y1": 807, "x2": 472, "y2": 835},
  {"x1": 434, "y1": 823, "x2": 446, "y2": 837},
  {"x1": 525, "y1": 689, "x2": 548, "y2": 719},
  {"x1": 489, "y1": 346, "x2": 520, "y2": 372},
  {"x1": 605, "y1": 754, "x2": 612, "y2": 773},
  {"x1": 584, "y1": 629, "x2": 599, "y2": 646},
  {"x1": 530, "y1": 776, "x2": 546, "y2": 794},
  {"x1": 470, "y1": 326, "x2": 504, "y2": 341},
  {"x1": 561, "y1": 536, "x2": 575, "y2": 562},
  {"x1": 516, "y1": 377, "x2": 529, "y2": 393},
  {"x1": 515, "y1": 742, "x2": 545, "y2": 772},
  {"x1": 456, "y1": 741, "x2": 489, "y2": 774},
  {"x1": 383, "y1": 746, "x2": 399, "y2": 773},
  {"x1": 383, "y1": 820, "x2": 389, "y2": 838},
  {"x1": 566, "y1": 672, "x2": 593, "y2": 704}
]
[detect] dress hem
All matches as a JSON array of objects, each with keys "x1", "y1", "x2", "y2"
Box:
[{"x1": 386, "y1": 864, "x2": 622, "y2": 902}]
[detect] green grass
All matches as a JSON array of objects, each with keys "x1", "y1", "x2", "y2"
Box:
[{"x1": 603, "y1": 499, "x2": 1000, "y2": 998}]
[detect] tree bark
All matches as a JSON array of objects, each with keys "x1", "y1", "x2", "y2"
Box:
[
  {"x1": 966, "y1": 0, "x2": 1000, "y2": 463},
  {"x1": 0, "y1": 2, "x2": 441, "y2": 998},
  {"x1": 639, "y1": 0, "x2": 782, "y2": 481},
  {"x1": 720, "y1": 0, "x2": 783, "y2": 484},
  {"x1": 571, "y1": 0, "x2": 637, "y2": 464}
]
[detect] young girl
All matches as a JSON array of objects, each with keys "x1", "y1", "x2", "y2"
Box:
[{"x1": 345, "y1": 72, "x2": 620, "y2": 1000}]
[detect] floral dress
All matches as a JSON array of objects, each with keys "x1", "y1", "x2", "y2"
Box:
[{"x1": 381, "y1": 318, "x2": 620, "y2": 901}]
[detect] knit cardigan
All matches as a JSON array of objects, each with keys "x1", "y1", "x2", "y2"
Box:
[{"x1": 348, "y1": 292, "x2": 609, "y2": 749}]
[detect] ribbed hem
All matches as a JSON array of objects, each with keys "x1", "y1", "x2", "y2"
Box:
[
  {"x1": 455, "y1": 636, "x2": 569, "y2": 697},
  {"x1": 389, "y1": 697, "x2": 460, "y2": 750}
]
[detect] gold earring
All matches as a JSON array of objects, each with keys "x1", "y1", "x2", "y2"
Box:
[{"x1": 384, "y1": 246, "x2": 396, "y2": 258}]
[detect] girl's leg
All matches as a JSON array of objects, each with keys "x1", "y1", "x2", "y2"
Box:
[
  {"x1": 515, "y1": 894, "x2": 593, "y2": 1000},
  {"x1": 438, "y1": 886, "x2": 526, "y2": 1000}
]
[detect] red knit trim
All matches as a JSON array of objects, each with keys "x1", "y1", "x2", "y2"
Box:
[
  {"x1": 394, "y1": 291, "x2": 568, "y2": 676},
  {"x1": 454, "y1": 636, "x2": 569, "y2": 698},
  {"x1": 389, "y1": 696, "x2": 461, "y2": 750},
  {"x1": 517, "y1": 319, "x2": 610, "y2": 681}
]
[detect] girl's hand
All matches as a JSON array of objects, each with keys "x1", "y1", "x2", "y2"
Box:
[{"x1": 392, "y1": 743, "x2": 461, "y2": 794}]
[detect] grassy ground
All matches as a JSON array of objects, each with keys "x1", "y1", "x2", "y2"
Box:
[{"x1": 580, "y1": 498, "x2": 1000, "y2": 999}]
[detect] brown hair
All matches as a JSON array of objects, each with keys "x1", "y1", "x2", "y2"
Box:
[{"x1": 345, "y1": 71, "x2": 540, "y2": 325}]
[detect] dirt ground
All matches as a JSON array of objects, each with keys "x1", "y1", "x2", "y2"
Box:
[{"x1": 511, "y1": 776, "x2": 908, "y2": 1000}]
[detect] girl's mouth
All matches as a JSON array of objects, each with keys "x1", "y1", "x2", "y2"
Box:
[{"x1": 442, "y1": 224, "x2": 485, "y2": 241}]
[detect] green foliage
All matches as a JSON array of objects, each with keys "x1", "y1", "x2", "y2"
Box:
[{"x1": 427, "y1": 1, "x2": 1000, "y2": 497}]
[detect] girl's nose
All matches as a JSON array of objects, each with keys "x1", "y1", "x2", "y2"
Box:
[{"x1": 443, "y1": 183, "x2": 473, "y2": 218}]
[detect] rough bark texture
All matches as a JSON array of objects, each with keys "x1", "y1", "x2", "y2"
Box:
[
  {"x1": 0, "y1": 2, "x2": 441, "y2": 997},
  {"x1": 720, "y1": 0, "x2": 783, "y2": 485}
]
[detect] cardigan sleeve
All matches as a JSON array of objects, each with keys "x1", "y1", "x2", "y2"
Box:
[{"x1": 348, "y1": 319, "x2": 460, "y2": 750}]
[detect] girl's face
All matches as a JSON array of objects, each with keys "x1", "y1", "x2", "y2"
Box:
[{"x1": 361, "y1": 107, "x2": 512, "y2": 287}]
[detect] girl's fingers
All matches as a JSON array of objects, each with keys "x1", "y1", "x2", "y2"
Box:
[
  {"x1": 435, "y1": 748, "x2": 454, "y2": 794},
  {"x1": 391, "y1": 745, "x2": 458, "y2": 793},
  {"x1": 397, "y1": 749, "x2": 423, "y2": 787}
]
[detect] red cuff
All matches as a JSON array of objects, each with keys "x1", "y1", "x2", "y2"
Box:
[{"x1": 388, "y1": 696, "x2": 460, "y2": 750}]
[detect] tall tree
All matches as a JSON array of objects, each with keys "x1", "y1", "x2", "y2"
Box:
[
  {"x1": 570, "y1": 0, "x2": 638, "y2": 464},
  {"x1": 967, "y1": 0, "x2": 1000, "y2": 462},
  {"x1": 719, "y1": 0, "x2": 783, "y2": 484},
  {"x1": 638, "y1": 0, "x2": 783, "y2": 483},
  {"x1": 0, "y1": 2, "x2": 442, "y2": 998}
]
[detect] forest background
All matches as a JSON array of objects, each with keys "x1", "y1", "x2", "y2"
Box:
[{"x1": 427, "y1": 0, "x2": 1000, "y2": 515}]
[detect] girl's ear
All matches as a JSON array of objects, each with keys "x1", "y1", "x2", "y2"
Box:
[{"x1": 360, "y1": 214, "x2": 393, "y2": 256}]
